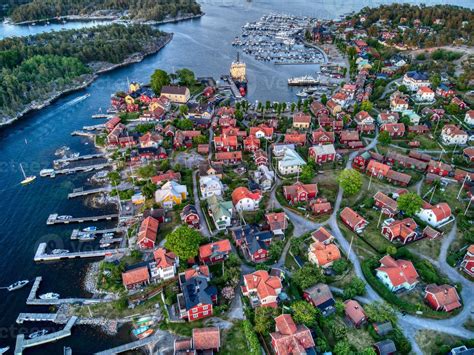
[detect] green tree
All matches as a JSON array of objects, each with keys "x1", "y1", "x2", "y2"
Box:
[
  {"x1": 321, "y1": 94, "x2": 328, "y2": 105},
  {"x1": 291, "y1": 301, "x2": 318, "y2": 327},
  {"x1": 292, "y1": 264, "x2": 326, "y2": 290},
  {"x1": 430, "y1": 73, "x2": 441, "y2": 89},
  {"x1": 332, "y1": 259, "x2": 349, "y2": 275},
  {"x1": 386, "y1": 246, "x2": 397, "y2": 255},
  {"x1": 164, "y1": 226, "x2": 202, "y2": 260},
  {"x1": 176, "y1": 68, "x2": 195, "y2": 86},
  {"x1": 151, "y1": 69, "x2": 170, "y2": 94},
  {"x1": 446, "y1": 102, "x2": 460, "y2": 115},
  {"x1": 300, "y1": 164, "x2": 315, "y2": 183},
  {"x1": 398, "y1": 85, "x2": 408, "y2": 93},
  {"x1": 175, "y1": 118, "x2": 193, "y2": 130},
  {"x1": 141, "y1": 181, "x2": 157, "y2": 199},
  {"x1": 137, "y1": 164, "x2": 157, "y2": 179},
  {"x1": 193, "y1": 135, "x2": 208, "y2": 144},
  {"x1": 364, "y1": 302, "x2": 397, "y2": 324},
  {"x1": 360, "y1": 100, "x2": 373, "y2": 112},
  {"x1": 397, "y1": 192, "x2": 423, "y2": 216},
  {"x1": 179, "y1": 105, "x2": 189, "y2": 116},
  {"x1": 378, "y1": 130, "x2": 392, "y2": 146},
  {"x1": 343, "y1": 278, "x2": 366, "y2": 299},
  {"x1": 268, "y1": 240, "x2": 284, "y2": 262},
  {"x1": 254, "y1": 306, "x2": 278, "y2": 334},
  {"x1": 330, "y1": 321, "x2": 348, "y2": 340},
  {"x1": 361, "y1": 348, "x2": 377, "y2": 355},
  {"x1": 334, "y1": 340, "x2": 352, "y2": 355},
  {"x1": 338, "y1": 169, "x2": 363, "y2": 196}
]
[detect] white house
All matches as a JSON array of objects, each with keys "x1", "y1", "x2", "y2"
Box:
[
  {"x1": 199, "y1": 175, "x2": 224, "y2": 198},
  {"x1": 402, "y1": 71, "x2": 430, "y2": 91},
  {"x1": 376, "y1": 255, "x2": 419, "y2": 292},
  {"x1": 207, "y1": 195, "x2": 233, "y2": 231},
  {"x1": 464, "y1": 110, "x2": 474, "y2": 126},
  {"x1": 255, "y1": 165, "x2": 275, "y2": 191},
  {"x1": 278, "y1": 148, "x2": 306, "y2": 175},
  {"x1": 441, "y1": 124, "x2": 468, "y2": 146},
  {"x1": 415, "y1": 86, "x2": 435, "y2": 102},
  {"x1": 272, "y1": 143, "x2": 295, "y2": 157},
  {"x1": 231, "y1": 187, "x2": 262, "y2": 212},
  {"x1": 149, "y1": 248, "x2": 178, "y2": 281},
  {"x1": 354, "y1": 111, "x2": 374, "y2": 125},
  {"x1": 416, "y1": 202, "x2": 452, "y2": 228}
]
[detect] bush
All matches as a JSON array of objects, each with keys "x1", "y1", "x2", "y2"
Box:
[{"x1": 242, "y1": 320, "x2": 260, "y2": 355}]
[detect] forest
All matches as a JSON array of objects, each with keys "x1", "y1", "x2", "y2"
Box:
[
  {"x1": 0, "y1": 24, "x2": 168, "y2": 120},
  {"x1": 6, "y1": 0, "x2": 202, "y2": 23},
  {"x1": 355, "y1": 4, "x2": 474, "y2": 47}
]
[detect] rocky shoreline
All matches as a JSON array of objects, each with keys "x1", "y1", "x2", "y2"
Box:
[{"x1": 0, "y1": 33, "x2": 173, "y2": 128}]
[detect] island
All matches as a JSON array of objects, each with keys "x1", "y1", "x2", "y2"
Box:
[
  {"x1": 0, "y1": 24, "x2": 172, "y2": 126},
  {"x1": 4, "y1": 0, "x2": 202, "y2": 24}
]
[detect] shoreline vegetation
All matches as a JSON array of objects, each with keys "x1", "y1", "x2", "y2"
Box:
[
  {"x1": 0, "y1": 24, "x2": 173, "y2": 127},
  {"x1": 5, "y1": 0, "x2": 202, "y2": 24}
]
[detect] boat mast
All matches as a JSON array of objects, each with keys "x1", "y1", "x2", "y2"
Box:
[{"x1": 19, "y1": 163, "x2": 26, "y2": 179}]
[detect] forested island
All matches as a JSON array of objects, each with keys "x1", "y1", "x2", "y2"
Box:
[
  {"x1": 0, "y1": 24, "x2": 171, "y2": 125},
  {"x1": 354, "y1": 4, "x2": 474, "y2": 47},
  {"x1": 4, "y1": 0, "x2": 202, "y2": 23}
]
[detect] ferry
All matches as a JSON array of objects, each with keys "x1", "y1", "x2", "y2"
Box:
[
  {"x1": 83, "y1": 226, "x2": 97, "y2": 232},
  {"x1": 52, "y1": 249, "x2": 69, "y2": 255},
  {"x1": 287, "y1": 75, "x2": 319, "y2": 86},
  {"x1": 138, "y1": 329, "x2": 154, "y2": 339},
  {"x1": 39, "y1": 292, "x2": 60, "y2": 300},
  {"x1": 28, "y1": 330, "x2": 48, "y2": 339},
  {"x1": 7, "y1": 280, "x2": 29, "y2": 291}
]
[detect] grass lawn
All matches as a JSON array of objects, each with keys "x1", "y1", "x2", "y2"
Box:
[
  {"x1": 417, "y1": 134, "x2": 441, "y2": 150},
  {"x1": 221, "y1": 321, "x2": 249, "y2": 354},
  {"x1": 315, "y1": 169, "x2": 339, "y2": 205},
  {"x1": 337, "y1": 220, "x2": 379, "y2": 260},
  {"x1": 328, "y1": 266, "x2": 357, "y2": 289},
  {"x1": 415, "y1": 330, "x2": 464, "y2": 355},
  {"x1": 406, "y1": 233, "x2": 443, "y2": 260},
  {"x1": 358, "y1": 208, "x2": 396, "y2": 254},
  {"x1": 344, "y1": 322, "x2": 375, "y2": 353},
  {"x1": 420, "y1": 182, "x2": 468, "y2": 216},
  {"x1": 160, "y1": 319, "x2": 205, "y2": 337},
  {"x1": 285, "y1": 250, "x2": 300, "y2": 272}
]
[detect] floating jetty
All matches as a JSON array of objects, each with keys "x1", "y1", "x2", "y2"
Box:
[
  {"x1": 95, "y1": 332, "x2": 160, "y2": 355},
  {"x1": 52, "y1": 162, "x2": 112, "y2": 176},
  {"x1": 68, "y1": 186, "x2": 111, "y2": 198},
  {"x1": 54, "y1": 153, "x2": 105, "y2": 165},
  {"x1": 14, "y1": 316, "x2": 78, "y2": 355},
  {"x1": 71, "y1": 130, "x2": 95, "y2": 138},
  {"x1": 92, "y1": 113, "x2": 113, "y2": 119},
  {"x1": 16, "y1": 313, "x2": 58, "y2": 324},
  {"x1": 26, "y1": 276, "x2": 110, "y2": 305},
  {"x1": 47, "y1": 213, "x2": 118, "y2": 225},
  {"x1": 70, "y1": 227, "x2": 122, "y2": 240},
  {"x1": 34, "y1": 243, "x2": 128, "y2": 262}
]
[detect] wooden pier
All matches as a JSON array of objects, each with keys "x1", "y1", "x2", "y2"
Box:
[
  {"x1": 26, "y1": 276, "x2": 110, "y2": 305},
  {"x1": 16, "y1": 313, "x2": 58, "y2": 324},
  {"x1": 94, "y1": 332, "x2": 160, "y2": 355},
  {"x1": 83, "y1": 124, "x2": 105, "y2": 131},
  {"x1": 54, "y1": 153, "x2": 105, "y2": 165},
  {"x1": 92, "y1": 114, "x2": 113, "y2": 119},
  {"x1": 34, "y1": 243, "x2": 128, "y2": 262},
  {"x1": 68, "y1": 186, "x2": 111, "y2": 198},
  {"x1": 71, "y1": 130, "x2": 95, "y2": 138},
  {"x1": 70, "y1": 227, "x2": 122, "y2": 240},
  {"x1": 53, "y1": 162, "x2": 112, "y2": 176},
  {"x1": 47, "y1": 213, "x2": 118, "y2": 225},
  {"x1": 15, "y1": 316, "x2": 78, "y2": 355}
]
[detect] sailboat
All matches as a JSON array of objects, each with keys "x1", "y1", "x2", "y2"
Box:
[{"x1": 20, "y1": 164, "x2": 36, "y2": 185}]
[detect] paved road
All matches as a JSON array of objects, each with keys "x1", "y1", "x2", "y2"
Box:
[{"x1": 192, "y1": 170, "x2": 212, "y2": 238}]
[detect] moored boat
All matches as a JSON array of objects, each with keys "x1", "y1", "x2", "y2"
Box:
[
  {"x1": 39, "y1": 292, "x2": 60, "y2": 300},
  {"x1": 137, "y1": 329, "x2": 154, "y2": 339},
  {"x1": 132, "y1": 326, "x2": 149, "y2": 337},
  {"x1": 83, "y1": 226, "x2": 97, "y2": 232},
  {"x1": 7, "y1": 280, "x2": 29, "y2": 292},
  {"x1": 52, "y1": 249, "x2": 69, "y2": 255},
  {"x1": 28, "y1": 329, "x2": 48, "y2": 339}
]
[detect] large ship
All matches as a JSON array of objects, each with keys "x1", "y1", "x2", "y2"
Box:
[
  {"x1": 230, "y1": 53, "x2": 248, "y2": 96},
  {"x1": 287, "y1": 75, "x2": 319, "y2": 86}
]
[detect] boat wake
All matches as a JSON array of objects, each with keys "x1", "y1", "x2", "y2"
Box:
[{"x1": 64, "y1": 93, "x2": 91, "y2": 106}]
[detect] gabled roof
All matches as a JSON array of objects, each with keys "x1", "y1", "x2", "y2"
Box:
[
  {"x1": 270, "y1": 314, "x2": 315, "y2": 355},
  {"x1": 384, "y1": 218, "x2": 417, "y2": 240},
  {"x1": 425, "y1": 284, "x2": 461, "y2": 311},
  {"x1": 283, "y1": 181, "x2": 318, "y2": 198},
  {"x1": 199, "y1": 239, "x2": 232, "y2": 260},
  {"x1": 304, "y1": 283, "x2": 334, "y2": 306},
  {"x1": 344, "y1": 300, "x2": 366, "y2": 324},
  {"x1": 376, "y1": 255, "x2": 419, "y2": 287},
  {"x1": 311, "y1": 227, "x2": 334, "y2": 243},
  {"x1": 280, "y1": 148, "x2": 306, "y2": 167},
  {"x1": 265, "y1": 212, "x2": 288, "y2": 231},
  {"x1": 122, "y1": 266, "x2": 150, "y2": 286},
  {"x1": 243, "y1": 270, "x2": 282, "y2": 301},
  {"x1": 232, "y1": 187, "x2": 262, "y2": 205},
  {"x1": 340, "y1": 207, "x2": 367, "y2": 227},
  {"x1": 192, "y1": 327, "x2": 220, "y2": 350},
  {"x1": 153, "y1": 248, "x2": 176, "y2": 268},
  {"x1": 373, "y1": 191, "x2": 398, "y2": 212},
  {"x1": 137, "y1": 216, "x2": 159, "y2": 245},
  {"x1": 309, "y1": 241, "x2": 341, "y2": 266},
  {"x1": 181, "y1": 273, "x2": 217, "y2": 309}
]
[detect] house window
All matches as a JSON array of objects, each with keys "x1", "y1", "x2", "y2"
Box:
[
  {"x1": 203, "y1": 305, "x2": 208, "y2": 310},
  {"x1": 192, "y1": 308, "x2": 197, "y2": 313},
  {"x1": 193, "y1": 314, "x2": 198, "y2": 319},
  {"x1": 203, "y1": 311, "x2": 209, "y2": 315}
]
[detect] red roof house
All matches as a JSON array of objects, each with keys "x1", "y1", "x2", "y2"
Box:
[
  {"x1": 122, "y1": 266, "x2": 150, "y2": 290},
  {"x1": 270, "y1": 314, "x2": 315, "y2": 355},
  {"x1": 199, "y1": 239, "x2": 232, "y2": 264},
  {"x1": 381, "y1": 218, "x2": 418, "y2": 245},
  {"x1": 283, "y1": 182, "x2": 318, "y2": 204},
  {"x1": 340, "y1": 207, "x2": 368, "y2": 233},
  {"x1": 424, "y1": 284, "x2": 461, "y2": 312},
  {"x1": 376, "y1": 255, "x2": 419, "y2": 292},
  {"x1": 344, "y1": 300, "x2": 367, "y2": 328},
  {"x1": 242, "y1": 270, "x2": 282, "y2": 308},
  {"x1": 137, "y1": 216, "x2": 159, "y2": 249}
]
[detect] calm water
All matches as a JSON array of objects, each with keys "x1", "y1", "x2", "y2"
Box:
[{"x1": 0, "y1": 0, "x2": 472, "y2": 353}]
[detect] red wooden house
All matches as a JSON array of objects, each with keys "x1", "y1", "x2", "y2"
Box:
[
  {"x1": 311, "y1": 127, "x2": 335, "y2": 145},
  {"x1": 424, "y1": 284, "x2": 461, "y2": 312},
  {"x1": 380, "y1": 123, "x2": 405, "y2": 137},
  {"x1": 243, "y1": 136, "x2": 261, "y2": 152},
  {"x1": 180, "y1": 204, "x2": 200, "y2": 229},
  {"x1": 199, "y1": 239, "x2": 232, "y2": 264},
  {"x1": 283, "y1": 182, "x2": 318, "y2": 204},
  {"x1": 283, "y1": 133, "x2": 307, "y2": 146},
  {"x1": 137, "y1": 216, "x2": 159, "y2": 249},
  {"x1": 427, "y1": 160, "x2": 452, "y2": 177},
  {"x1": 340, "y1": 207, "x2": 367, "y2": 233},
  {"x1": 213, "y1": 135, "x2": 239, "y2": 151},
  {"x1": 214, "y1": 151, "x2": 243, "y2": 165}
]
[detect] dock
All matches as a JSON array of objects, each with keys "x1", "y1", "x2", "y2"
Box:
[
  {"x1": 222, "y1": 75, "x2": 242, "y2": 99},
  {"x1": 53, "y1": 162, "x2": 112, "y2": 176},
  {"x1": 14, "y1": 316, "x2": 78, "y2": 355},
  {"x1": 70, "y1": 227, "x2": 122, "y2": 240},
  {"x1": 47, "y1": 213, "x2": 118, "y2": 225},
  {"x1": 34, "y1": 243, "x2": 128, "y2": 262},
  {"x1": 83, "y1": 124, "x2": 105, "y2": 131},
  {"x1": 16, "y1": 313, "x2": 58, "y2": 324},
  {"x1": 26, "y1": 276, "x2": 110, "y2": 305},
  {"x1": 68, "y1": 186, "x2": 111, "y2": 198},
  {"x1": 54, "y1": 153, "x2": 105, "y2": 165},
  {"x1": 71, "y1": 130, "x2": 95, "y2": 138},
  {"x1": 92, "y1": 114, "x2": 113, "y2": 119},
  {"x1": 99, "y1": 237, "x2": 122, "y2": 245},
  {"x1": 95, "y1": 332, "x2": 160, "y2": 355}
]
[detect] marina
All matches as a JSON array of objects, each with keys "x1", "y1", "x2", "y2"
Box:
[
  {"x1": 14, "y1": 316, "x2": 78, "y2": 355},
  {"x1": 34, "y1": 243, "x2": 128, "y2": 262},
  {"x1": 70, "y1": 227, "x2": 123, "y2": 240},
  {"x1": 53, "y1": 153, "x2": 106, "y2": 165}
]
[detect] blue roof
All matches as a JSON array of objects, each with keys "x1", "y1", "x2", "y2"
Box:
[
  {"x1": 406, "y1": 71, "x2": 429, "y2": 81},
  {"x1": 182, "y1": 275, "x2": 217, "y2": 309}
]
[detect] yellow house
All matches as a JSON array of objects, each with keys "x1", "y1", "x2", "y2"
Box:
[
  {"x1": 160, "y1": 86, "x2": 190, "y2": 104},
  {"x1": 155, "y1": 181, "x2": 188, "y2": 209},
  {"x1": 125, "y1": 95, "x2": 135, "y2": 105},
  {"x1": 292, "y1": 112, "x2": 311, "y2": 129},
  {"x1": 129, "y1": 82, "x2": 140, "y2": 93}
]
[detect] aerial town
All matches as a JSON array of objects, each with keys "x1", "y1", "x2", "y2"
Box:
[{"x1": 1, "y1": 2, "x2": 473, "y2": 355}]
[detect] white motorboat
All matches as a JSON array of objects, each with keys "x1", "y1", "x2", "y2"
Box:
[
  {"x1": 7, "y1": 280, "x2": 29, "y2": 291},
  {"x1": 296, "y1": 91, "x2": 308, "y2": 98},
  {"x1": 100, "y1": 243, "x2": 111, "y2": 248},
  {"x1": 57, "y1": 215, "x2": 72, "y2": 220},
  {"x1": 28, "y1": 330, "x2": 48, "y2": 339},
  {"x1": 51, "y1": 249, "x2": 69, "y2": 255},
  {"x1": 0, "y1": 346, "x2": 10, "y2": 354},
  {"x1": 83, "y1": 226, "x2": 97, "y2": 232},
  {"x1": 40, "y1": 169, "x2": 55, "y2": 177},
  {"x1": 39, "y1": 292, "x2": 60, "y2": 300},
  {"x1": 78, "y1": 234, "x2": 95, "y2": 242}
]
